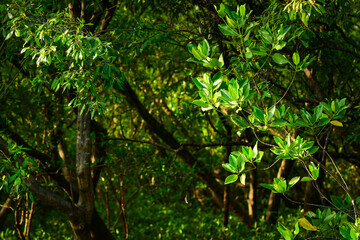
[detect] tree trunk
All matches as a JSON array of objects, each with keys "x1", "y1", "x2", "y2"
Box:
[
  {"x1": 72, "y1": 104, "x2": 94, "y2": 240},
  {"x1": 0, "y1": 197, "x2": 14, "y2": 229},
  {"x1": 0, "y1": 128, "x2": 115, "y2": 240},
  {"x1": 222, "y1": 184, "x2": 229, "y2": 226},
  {"x1": 303, "y1": 67, "x2": 325, "y2": 213},
  {"x1": 90, "y1": 210, "x2": 115, "y2": 240},
  {"x1": 248, "y1": 168, "x2": 257, "y2": 225}
]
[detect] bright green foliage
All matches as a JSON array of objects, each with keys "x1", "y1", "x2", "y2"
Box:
[
  {"x1": 1, "y1": 0, "x2": 360, "y2": 239},
  {"x1": 188, "y1": 1, "x2": 360, "y2": 239},
  {"x1": 192, "y1": 73, "x2": 222, "y2": 111},
  {"x1": 277, "y1": 222, "x2": 299, "y2": 240},
  {"x1": 271, "y1": 135, "x2": 319, "y2": 160},
  {"x1": 187, "y1": 39, "x2": 224, "y2": 68},
  {"x1": 261, "y1": 176, "x2": 300, "y2": 194},
  {"x1": 4, "y1": 5, "x2": 124, "y2": 115},
  {"x1": 223, "y1": 142, "x2": 263, "y2": 185}
]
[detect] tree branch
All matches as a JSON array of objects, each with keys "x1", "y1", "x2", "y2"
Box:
[
  {"x1": 0, "y1": 137, "x2": 74, "y2": 217},
  {"x1": 105, "y1": 137, "x2": 250, "y2": 152},
  {"x1": 114, "y1": 80, "x2": 252, "y2": 226},
  {"x1": 76, "y1": 105, "x2": 94, "y2": 226}
]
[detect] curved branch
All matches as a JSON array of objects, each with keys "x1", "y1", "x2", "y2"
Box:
[{"x1": 105, "y1": 137, "x2": 250, "y2": 152}]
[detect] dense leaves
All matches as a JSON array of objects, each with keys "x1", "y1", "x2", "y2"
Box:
[{"x1": 1, "y1": 0, "x2": 360, "y2": 239}]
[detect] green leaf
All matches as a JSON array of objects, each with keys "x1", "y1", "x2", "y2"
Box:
[
  {"x1": 226, "y1": 16, "x2": 237, "y2": 29},
  {"x1": 240, "y1": 4, "x2": 246, "y2": 17},
  {"x1": 272, "y1": 53, "x2": 289, "y2": 65},
  {"x1": 225, "y1": 174, "x2": 238, "y2": 184},
  {"x1": 340, "y1": 225, "x2": 352, "y2": 239},
  {"x1": 330, "y1": 120, "x2": 343, "y2": 127},
  {"x1": 259, "y1": 29, "x2": 273, "y2": 43},
  {"x1": 323, "y1": 213, "x2": 335, "y2": 225},
  {"x1": 308, "y1": 146, "x2": 319, "y2": 155},
  {"x1": 231, "y1": 115, "x2": 249, "y2": 128},
  {"x1": 252, "y1": 47, "x2": 268, "y2": 56},
  {"x1": 245, "y1": 51, "x2": 253, "y2": 59},
  {"x1": 295, "y1": 118, "x2": 309, "y2": 127},
  {"x1": 274, "y1": 136, "x2": 284, "y2": 147},
  {"x1": 288, "y1": 176, "x2": 300, "y2": 189},
  {"x1": 217, "y1": 3, "x2": 226, "y2": 18},
  {"x1": 301, "y1": 141, "x2": 314, "y2": 150},
  {"x1": 260, "y1": 183, "x2": 275, "y2": 191},
  {"x1": 191, "y1": 47, "x2": 205, "y2": 60},
  {"x1": 5, "y1": 31, "x2": 13, "y2": 40},
  {"x1": 218, "y1": 54, "x2": 224, "y2": 67},
  {"x1": 218, "y1": 24, "x2": 238, "y2": 36},
  {"x1": 255, "y1": 151, "x2": 264, "y2": 163},
  {"x1": 331, "y1": 101, "x2": 336, "y2": 112},
  {"x1": 292, "y1": 52, "x2": 300, "y2": 65},
  {"x1": 252, "y1": 142, "x2": 258, "y2": 159},
  {"x1": 200, "y1": 39, "x2": 210, "y2": 57},
  {"x1": 222, "y1": 163, "x2": 236, "y2": 173},
  {"x1": 192, "y1": 100, "x2": 209, "y2": 108},
  {"x1": 239, "y1": 173, "x2": 246, "y2": 185},
  {"x1": 294, "y1": 222, "x2": 299, "y2": 236},
  {"x1": 15, "y1": 29, "x2": 21, "y2": 37},
  {"x1": 274, "y1": 41, "x2": 287, "y2": 50},
  {"x1": 277, "y1": 223, "x2": 294, "y2": 240},
  {"x1": 317, "y1": 118, "x2": 330, "y2": 127},
  {"x1": 54, "y1": 35, "x2": 61, "y2": 42},
  {"x1": 192, "y1": 78, "x2": 207, "y2": 89},
  {"x1": 237, "y1": 154, "x2": 246, "y2": 172},
  {"x1": 309, "y1": 163, "x2": 319, "y2": 179},
  {"x1": 20, "y1": 47, "x2": 29, "y2": 54},
  {"x1": 204, "y1": 58, "x2": 221, "y2": 68},
  {"x1": 298, "y1": 218, "x2": 318, "y2": 231},
  {"x1": 274, "y1": 178, "x2": 287, "y2": 193},
  {"x1": 268, "y1": 106, "x2": 276, "y2": 121},
  {"x1": 23, "y1": 158, "x2": 28, "y2": 168},
  {"x1": 301, "y1": 11, "x2": 309, "y2": 27},
  {"x1": 277, "y1": 26, "x2": 291, "y2": 40},
  {"x1": 254, "y1": 106, "x2": 265, "y2": 122},
  {"x1": 229, "y1": 154, "x2": 237, "y2": 168},
  {"x1": 301, "y1": 176, "x2": 313, "y2": 182},
  {"x1": 271, "y1": 119, "x2": 287, "y2": 127},
  {"x1": 47, "y1": 55, "x2": 52, "y2": 65}
]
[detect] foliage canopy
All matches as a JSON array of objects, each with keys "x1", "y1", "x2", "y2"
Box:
[{"x1": 1, "y1": 0, "x2": 360, "y2": 239}]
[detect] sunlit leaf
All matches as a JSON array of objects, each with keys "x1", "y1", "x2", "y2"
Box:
[
  {"x1": 330, "y1": 120, "x2": 343, "y2": 127},
  {"x1": 272, "y1": 53, "x2": 289, "y2": 65},
  {"x1": 225, "y1": 174, "x2": 238, "y2": 184},
  {"x1": 298, "y1": 218, "x2": 318, "y2": 231}
]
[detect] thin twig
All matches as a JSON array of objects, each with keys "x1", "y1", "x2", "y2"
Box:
[
  {"x1": 259, "y1": 158, "x2": 283, "y2": 171},
  {"x1": 283, "y1": 194, "x2": 337, "y2": 211},
  {"x1": 308, "y1": 155, "x2": 360, "y2": 220},
  {"x1": 105, "y1": 137, "x2": 250, "y2": 152},
  {"x1": 275, "y1": 71, "x2": 297, "y2": 106},
  {"x1": 315, "y1": 136, "x2": 349, "y2": 191}
]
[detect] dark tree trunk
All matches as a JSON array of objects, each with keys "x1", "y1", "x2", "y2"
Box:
[
  {"x1": 222, "y1": 184, "x2": 229, "y2": 226},
  {"x1": 90, "y1": 210, "x2": 115, "y2": 240},
  {"x1": 0, "y1": 197, "x2": 14, "y2": 229},
  {"x1": 71, "y1": 104, "x2": 94, "y2": 240},
  {"x1": 248, "y1": 168, "x2": 257, "y2": 225}
]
